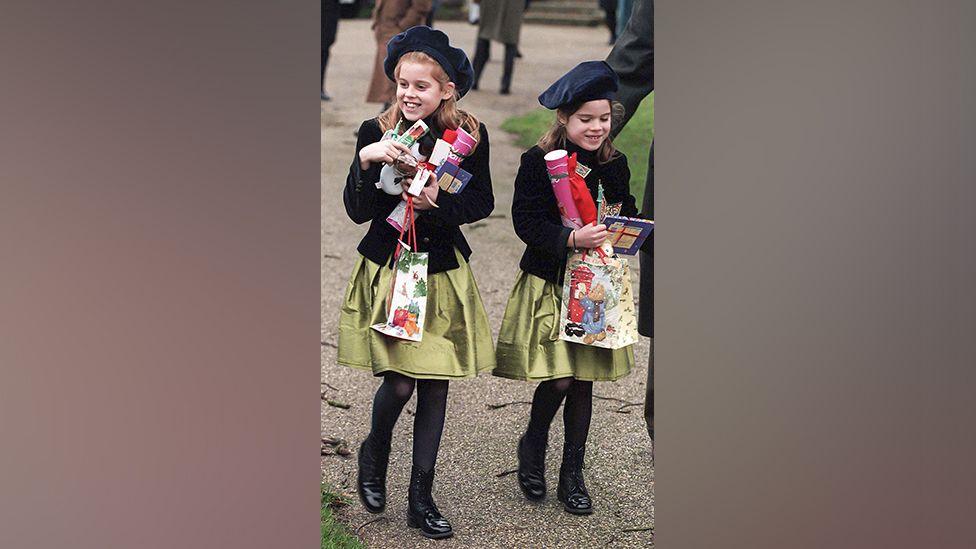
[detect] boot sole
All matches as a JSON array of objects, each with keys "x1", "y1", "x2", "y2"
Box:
[
  {"x1": 518, "y1": 482, "x2": 546, "y2": 502},
  {"x1": 561, "y1": 504, "x2": 594, "y2": 515},
  {"x1": 357, "y1": 492, "x2": 385, "y2": 514},
  {"x1": 406, "y1": 517, "x2": 454, "y2": 539}
]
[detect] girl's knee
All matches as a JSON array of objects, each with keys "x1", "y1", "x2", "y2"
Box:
[
  {"x1": 417, "y1": 379, "x2": 449, "y2": 400},
  {"x1": 546, "y1": 377, "x2": 574, "y2": 395},
  {"x1": 384, "y1": 372, "x2": 416, "y2": 401}
]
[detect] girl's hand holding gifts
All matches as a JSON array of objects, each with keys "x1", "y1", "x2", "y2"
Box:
[
  {"x1": 358, "y1": 138, "x2": 413, "y2": 170},
  {"x1": 568, "y1": 222, "x2": 608, "y2": 249},
  {"x1": 401, "y1": 171, "x2": 440, "y2": 210}
]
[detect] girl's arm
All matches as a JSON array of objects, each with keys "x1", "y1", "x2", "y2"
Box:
[
  {"x1": 512, "y1": 149, "x2": 574, "y2": 257},
  {"x1": 343, "y1": 120, "x2": 384, "y2": 224},
  {"x1": 425, "y1": 124, "x2": 495, "y2": 227}
]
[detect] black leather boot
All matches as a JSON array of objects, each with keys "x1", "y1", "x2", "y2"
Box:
[
  {"x1": 357, "y1": 435, "x2": 391, "y2": 514},
  {"x1": 406, "y1": 466, "x2": 453, "y2": 539},
  {"x1": 556, "y1": 443, "x2": 593, "y2": 515},
  {"x1": 517, "y1": 432, "x2": 547, "y2": 501}
]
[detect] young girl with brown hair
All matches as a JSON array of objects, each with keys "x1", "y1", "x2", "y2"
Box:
[
  {"x1": 339, "y1": 26, "x2": 495, "y2": 539},
  {"x1": 494, "y1": 61, "x2": 648, "y2": 515}
]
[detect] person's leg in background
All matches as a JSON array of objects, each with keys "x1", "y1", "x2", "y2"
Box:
[
  {"x1": 616, "y1": 0, "x2": 634, "y2": 38},
  {"x1": 471, "y1": 37, "x2": 490, "y2": 90},
  {"x1": 500, "y1": 42, "x2": 517, "y2": 94},
  {"x1": 425, "y1": 0, "x2": 441, "y2": 27},
  {"x1": 321, "y1": 0, "x2": 339, "y2": 101}
]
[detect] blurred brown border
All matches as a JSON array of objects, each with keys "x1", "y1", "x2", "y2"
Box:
[
  {"x1": 1, "y1": 1, "x2": 973, "y2": 548},
  {"x1": 656, "y1": 1, "x2": 976, "y2": 548},
  {"x1": 1, "y1": 2, "x2": 321, "y2": 548}
]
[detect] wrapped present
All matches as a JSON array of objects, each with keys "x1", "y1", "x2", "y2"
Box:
[
  {"x1": 603, "y1": 215, "x2": 654, "y2": 255},
  {"x1": 544, "y1": 149, "x2": 584, "y2": 229},
  {"x1": 567, "y1": 153, "x2": 597, "y2": 225},
  {"x1": 434, "y1": 162, "x2": 473, "y2": 194}
]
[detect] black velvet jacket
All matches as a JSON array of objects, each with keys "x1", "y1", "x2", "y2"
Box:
[
  {"x1": 512, "y1": 141, "x2": 648, "y2": 284},
  {"x1": 343, "y1": 118, "x2": 494, "y2": 274}
]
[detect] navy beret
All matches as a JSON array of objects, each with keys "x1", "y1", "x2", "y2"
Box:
[
  {"x1": 384, "y1": 26, "x2": 475, "y2": 98},
  {"x1": 538, "y1": 61, "x2": 619, "y2": 110}
]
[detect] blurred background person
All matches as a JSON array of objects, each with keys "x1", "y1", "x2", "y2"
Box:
[
  {"x1": 600, "y1": 0, "x2": 617, "y2": 45},
  {"x1": 322, "y1": 0, "x2": 340, "y2": 101},
  {"x1": 470, "y1": 0, "x2": 525, "y2": 95},
  {"x1": 425, "y1": 0, "x2": 440, "y2": 27},
  {"x1": 607, "y1": 0, "x2": 653, "y2": 442},
  {"x1": 616, "y1": 0, "x2": 634, "y2": 41},
  {"x1": 366, "y1": 0, "x2": 433, "y2": 109}
]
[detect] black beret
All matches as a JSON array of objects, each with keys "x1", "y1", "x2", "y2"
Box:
[
  {"x1": 538, "y1": 61, "x2": 619, "y2": 110},
  {"x1": 384, "y1": 26, "x2": 475, "y2": 98}
]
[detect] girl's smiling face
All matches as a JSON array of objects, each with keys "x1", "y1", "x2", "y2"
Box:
[
  {"x1": 395, "y1": 60, "x2": 455, "y2": 121},
  {"x1": 560, "y1": 99, "x2": 613, "y2": 151}
]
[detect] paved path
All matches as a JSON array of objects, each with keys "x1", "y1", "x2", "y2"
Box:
[{"x1": 322, "y1": 20, "x2": 654, "y2": 548}]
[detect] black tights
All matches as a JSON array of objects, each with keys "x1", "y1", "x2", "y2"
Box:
[
  {"x1": 525, "y1": 378, "x2": 593, "y2": 447},
  {"x1": 368, "y1": 372, "x2": 449, "y2": 472}
]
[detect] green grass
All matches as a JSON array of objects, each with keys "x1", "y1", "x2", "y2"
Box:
[
  {"x1": 500, "y1": 93, "x2": 654, "y2": 207},
  {"x1": 321, "y1": 485, "x2": 364, "y2": 549}
]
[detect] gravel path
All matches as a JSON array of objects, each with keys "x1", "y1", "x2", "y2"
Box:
[{"x1": 322, "y1": 20, "x2": 654, "y2": 548}]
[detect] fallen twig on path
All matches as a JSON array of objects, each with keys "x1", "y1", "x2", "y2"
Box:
[
  {"x1": 321, "y1": 340, "x2": 338, "y2": 348},
  {"x1": 621, "y1": 526, "x2": 654, "y2": 533},
  {"x1": 323, "y1": 253, "x2": 341, "y2": 259},
  {"x1": 614, "y1": 402, "x2": 644, "y2": 414},
  {"x1": 487, "y1": 400, "x2": 533, "y2": 410},
  {"x1": 321, "y1": 381, "x2": 338, "y2": 391},
  {"x1": 326, "y1": 400, "x2": 351, "y2": 409},
  {"x1": 496, "y1": 468, "x2": 518, "y2": 478},
  {"x1": 593, "y1": 394, "x2": 641, "y2": 406},
  {"x1": 356, "y1": 516, "x2": 388, "y2": 533}
]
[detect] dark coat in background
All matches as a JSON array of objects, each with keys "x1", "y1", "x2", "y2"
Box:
[
  {"x1": 606, "y1": 0, "x2": 653, "y2": 440},
  {"x1": 366, "y1": 0, "x2": 433, "y2": 103},
  {"x1": 477, "y1": 0, "x2": 525, "y2": 45},
  {"x1": 606, "y1": 0, "x2": 653, "y2": 337}
]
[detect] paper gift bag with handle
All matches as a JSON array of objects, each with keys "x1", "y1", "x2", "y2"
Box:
[
  {"x1": 371, "y1": 201, "x2": 429, "y2": 342},
  {"x1": 558, "y1": 246, "x2": 637, "y2": 349}
]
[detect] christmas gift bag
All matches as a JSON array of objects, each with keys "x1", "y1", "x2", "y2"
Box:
[
  {"x1": 559, "y1": 246, "x2": 638, "y2": 349},
  {"x1": 371, "y1": 201, "x2": 429, "y2": 342}
]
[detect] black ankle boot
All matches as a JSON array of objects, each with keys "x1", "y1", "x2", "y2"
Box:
[
  {"x1": 357, "y1": 435, "x2": 391, "y2": 514},
  {"x1": 556, "y1": 443, "x2": 593, "y2": 515},
  {"x1": 406, "y1": 466, "x2": 453, "y2": 539},
  {"x1": 517, "y1": 432, "x2": 547, "y2": 501}
]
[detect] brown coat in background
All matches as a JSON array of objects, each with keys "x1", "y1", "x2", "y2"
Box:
[{"x1": 366, "y1": 0, "x2": 433, "y2": 103}]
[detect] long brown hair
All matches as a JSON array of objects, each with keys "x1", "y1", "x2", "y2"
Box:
[
  {"x1": 377, "y1": 51, "x2": 481, "y2": 152},
  {"x1": 536, "y1": 100, "x2": 625, "y2": 164}
]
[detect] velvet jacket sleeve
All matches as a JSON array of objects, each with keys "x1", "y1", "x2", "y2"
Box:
[
  {"x1": 512, "y1": 148, "x2": 573, "y2": 257},
  {"x1": 343, "y1": 120, "x2": 385, "y2": 225},
  {"x1": 425, "y1": 123, "x2": 495, "y2": 227}
]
